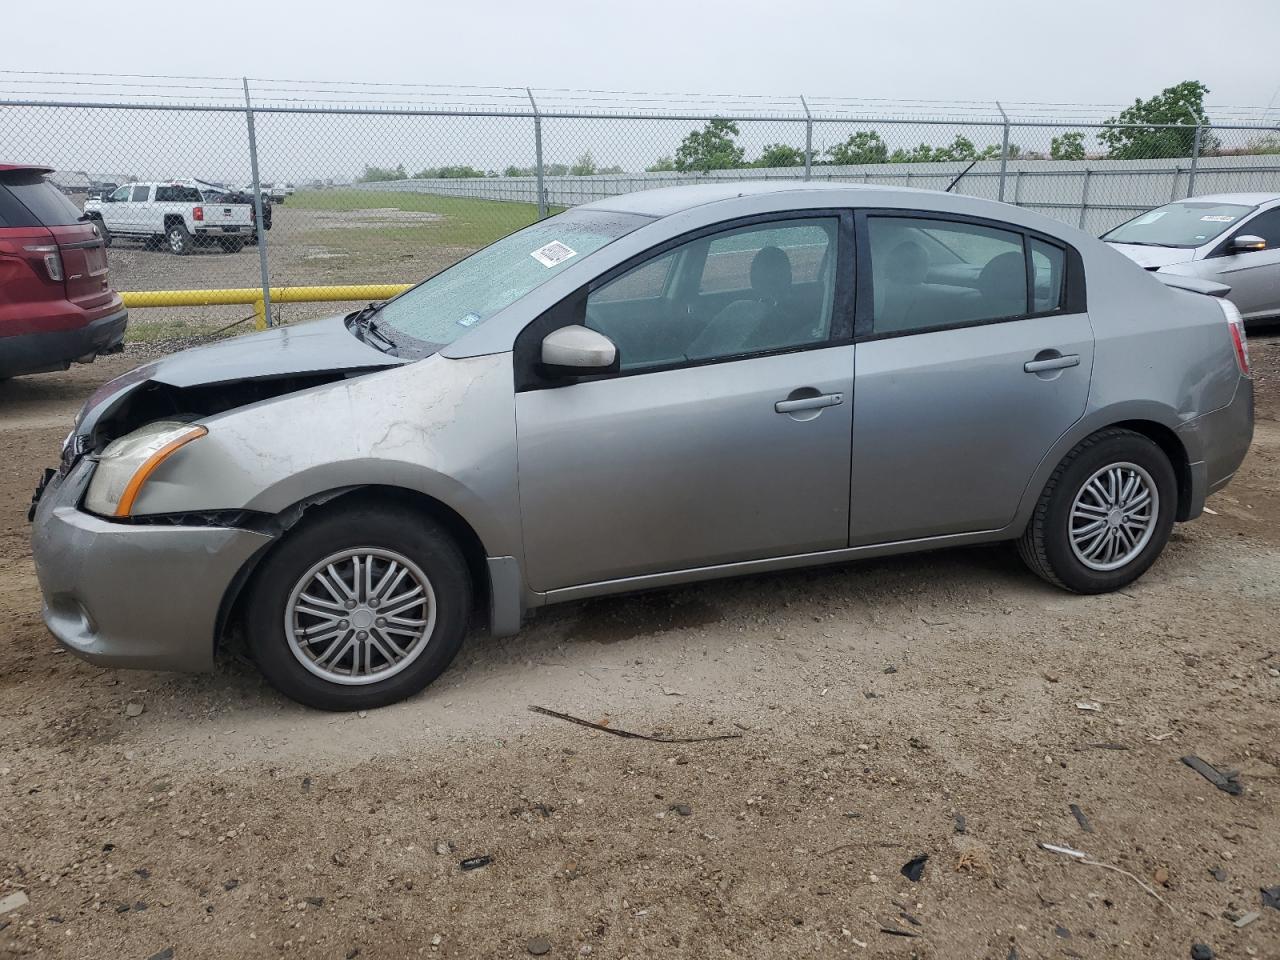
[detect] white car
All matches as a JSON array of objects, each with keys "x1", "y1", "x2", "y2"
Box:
[
  {"x1": 84, "y1": 181, "x2": 254, "y2": 254},
  {"x1": 1104, "y1": 193, "x2": 1280, "y2": 323}
]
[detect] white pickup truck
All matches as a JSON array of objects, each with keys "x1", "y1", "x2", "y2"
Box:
[{"x1": 83, "y1": 180, "x2": 255, "y2": 255}]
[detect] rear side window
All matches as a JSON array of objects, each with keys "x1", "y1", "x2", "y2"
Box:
[
  {"x1": 156, "y1": 185, "x2": 202, "y2": 202},
  {"x1": 0, "y1": 171, "x2": 86, "y2": 226},
  {"x1": 868, "y1": 216, "x2": 1027, "y2": 335},
  {"x1": 1030, "y1": 238, "x2": 1066, "y2": 312}
]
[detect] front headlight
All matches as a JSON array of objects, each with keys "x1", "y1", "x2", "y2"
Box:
[{"x1": 84, "y1": 421, "x2": 207, "y2": 517}]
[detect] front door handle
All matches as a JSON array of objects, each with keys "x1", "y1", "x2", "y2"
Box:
[
  {"x1": 775, "y1": 392, "x2": 844, "y2": 414},
  {"x1": 1024, "y1": 354, "x2": 1080, "y2": 373}
]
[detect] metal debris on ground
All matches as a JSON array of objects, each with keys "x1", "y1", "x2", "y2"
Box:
[
  {"x1": 1075, "y1": 700, "x2": 1102, "y2": 712},
  {"x1": 1069, "y1": 804, "x2": 1095, "y2": 834},
  {"x1": 878, "y1": 923, "x2": 920, "y2": 938},
  {"x1": 1261, "y1": 885, "x2": 1280, "y2": 910},
  {"x1": 1233, "y1": 911, "x2": 1259, "y2": 928},
  {"x1": 460, "y1": 856, "x2": 493, "y2": 871},
  {"x1": 1180, "y1": 755, "x2": 1243, "y2": 795},
  {"x1": 528, "y1": 705, "x2": 743, "y2": 743},
  {"x1": 900, "y1": 854, "x2": 928, "y2": 882}
]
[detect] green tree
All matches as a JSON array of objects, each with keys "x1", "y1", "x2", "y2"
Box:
[
  {"x1": 569, "y1": 152, "x2": 598, "y2": 176},
  {"x1": 889, "y1": 143, "x2": 940, "y2": 163},
  {"x1": 1099, "y1": 80, "x2": 1216, "y2": 159},
  {"x1": 674, "y1": 119, "x2": 745, "y2": 172},
  {"x1": 646, "y1": 156, "x2": 676, "y2": 172},
  {"x1": 826, "y1": 131, "x2": 888, "y2": 165},
  {"x1": 754, "y1": 143, "x2": 805, "y2": 168},
  {"x1": 358, "y1": 163, "x2": 407, "y2": 182},
  {"x1": 1050, "y1": 132, "x2": 1087, "y2": 161}
]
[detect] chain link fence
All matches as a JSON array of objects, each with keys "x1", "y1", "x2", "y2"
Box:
[{"x1": 2, "y1": 77, "x2": 1278, "y2": 332}]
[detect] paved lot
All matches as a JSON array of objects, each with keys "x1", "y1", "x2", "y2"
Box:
[{"x1": 1, "y1": 329, "x2": 1278, "y2": 959}]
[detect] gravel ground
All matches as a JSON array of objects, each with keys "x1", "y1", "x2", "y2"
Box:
[{"x1": 0, "y1": 331, "x2": 1278, "y2": 960}]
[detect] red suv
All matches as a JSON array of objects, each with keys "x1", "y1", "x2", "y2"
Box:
[{"x1": 0, "y1": 164, "x2": 126, "y2": 380}]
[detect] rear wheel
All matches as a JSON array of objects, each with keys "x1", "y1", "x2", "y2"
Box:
[
  {"x1": 1018, "y1": 428, "x2": 1177, "y2": 593},
  {"x1": 245, "y1": 504, "x2": 472, "y2": 711},
  {"x1": 218, "y1": 237, "x2": 245, "y2": 253},
  {"x1": 166, "y1": 221, "x2": 192, "y2": 255}
]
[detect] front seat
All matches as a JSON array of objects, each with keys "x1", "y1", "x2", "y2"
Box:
[{"x1": 687, "y1": 246, "x2": 793, "y2": 360}]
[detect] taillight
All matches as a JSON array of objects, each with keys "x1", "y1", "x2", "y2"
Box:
[
  {"x1": 1220, "y1": 298, "x2": 1250, "y2": 376},
  {"x1": 193, "y1": 206, "x2": 204, "y2": 221},
  {"x1": 23, "y1": 244, "x2": 63, "y2": 281}
]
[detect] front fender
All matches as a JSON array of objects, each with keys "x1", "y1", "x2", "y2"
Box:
[{"x1": 128, "y1": 352, "x2": 523, "y2": 560}]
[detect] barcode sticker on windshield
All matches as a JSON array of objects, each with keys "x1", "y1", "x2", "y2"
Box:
[
  {"x1": 1200, "y1": 215, "x2": 1236, "y2": 222},
  {"x1": 531, "y1": 240, "x2": 577, "y2": 268}
]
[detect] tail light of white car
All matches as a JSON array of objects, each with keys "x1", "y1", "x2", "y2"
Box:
[
  {"x1": 1219, "y1": 298, "x2": 1250, "y2": 377},
  {"x1": 192, "y1": 206, "x2": 204, "y2": 222}
]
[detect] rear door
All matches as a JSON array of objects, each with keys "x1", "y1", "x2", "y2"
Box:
[
  {"x1": 849, "y1": 212, "x2": 1093, "y2": 545},
  {"x1": 1209, "y1": 207, "x2": 1280, "y2": 320},
  {"x1": 515, "y1": 213, "x2": 856, "y2": 592}
]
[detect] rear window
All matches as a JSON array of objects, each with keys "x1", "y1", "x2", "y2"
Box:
[
  {"x1": 156, "y1": 185, "x2": 202, "y2": 202},
  {"x1": 0, "y1": 170, "x2": 86, "y2": 226}
]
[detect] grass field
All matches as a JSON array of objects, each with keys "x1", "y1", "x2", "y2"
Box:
[{"x1": 288, "y1": 188, "x2": 562, "y2": 249}]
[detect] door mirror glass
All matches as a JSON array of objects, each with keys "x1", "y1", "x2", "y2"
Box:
[
  {"x1": 1231, "y1": 234, "x2": 1266, "y2": 253},
  {"x1": 541, "y1": 325, "x2": 619, "y2": 377}
]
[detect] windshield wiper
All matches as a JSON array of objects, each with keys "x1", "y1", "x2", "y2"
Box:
[{"x1": 348, "y1": 303, "x2": 398, "y2": 354}]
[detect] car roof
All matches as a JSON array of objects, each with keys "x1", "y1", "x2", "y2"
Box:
[
  {"x1": 580, "y1": 180, "x2": 934, "y2": 218},
  {"x1": 0, "y1": 163, "x2": 54, "y2": 174},
  {"x1": 1179, "y1": 192, "x2": 1280, "y2": 206}
]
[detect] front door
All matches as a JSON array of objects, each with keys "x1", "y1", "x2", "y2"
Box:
[
  {"x1": 849, "y1": 213, "x2": 1094, "y2": 545},
  {"x1": 1212, "y1": 207, "x2": 1280, "y2": 320},
  {"x1": 515, "y1": 214, "x2": 855, "y2": 592}
]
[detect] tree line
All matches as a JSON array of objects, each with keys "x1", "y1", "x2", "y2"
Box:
[{"x1": 360, "y1": 82, "x2": 1261, "y2": 182}]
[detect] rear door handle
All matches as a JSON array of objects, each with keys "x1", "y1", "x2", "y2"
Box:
[
  {"x1": 1024, "y1": 354, "x2": 1080, "y2": 373},
  {"x1": 775, "y1": 393, "x2": 844, "y2": 414}
]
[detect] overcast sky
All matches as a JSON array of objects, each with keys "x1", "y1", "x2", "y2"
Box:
[{"x1": 8, "y1": 0, "x2": 1280, "y2": 111}]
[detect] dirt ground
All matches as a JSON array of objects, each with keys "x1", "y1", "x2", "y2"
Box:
[{"x1": 1, "y1": 329, "x2": 1279, "y2": 960}]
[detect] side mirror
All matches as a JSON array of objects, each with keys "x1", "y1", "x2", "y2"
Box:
[
  {"x1": 540, "y1": 325, "x2": 619, "y2": 377},
  {"x1": 1231, "y1": 234, "x2": 1266, "y2": 253}
]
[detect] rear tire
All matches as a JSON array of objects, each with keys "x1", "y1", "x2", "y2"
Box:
[
  {"x1": 245, "y1": 504, "x2": 472, "y2": 711},
  {"x1": 166, "y1": 222, "x2": 192, "y2": 255},
  {"x1": 1018, "y1": 428, "x2": 1177, "y2": 593}
]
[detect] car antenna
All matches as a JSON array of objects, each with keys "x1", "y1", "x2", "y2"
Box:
[{"x1": 945, "y1": 160, "x2": 978, "y2": 193}]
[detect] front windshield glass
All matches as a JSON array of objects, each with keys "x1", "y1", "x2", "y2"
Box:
[
  {"x1": 1103, "y1": 201, "x2": 1255, "y2": 248},
  {"x1": 374, "y1": 208, "x2": 649, "y2": 347}
]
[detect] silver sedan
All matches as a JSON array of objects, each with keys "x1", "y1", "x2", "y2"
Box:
[
  {"x1": 1104, "y1": 192, "x2": 1280, "y2": 323},
  {"x1": 31, "y1": 182, "x2": 1255, "y2": 710}
]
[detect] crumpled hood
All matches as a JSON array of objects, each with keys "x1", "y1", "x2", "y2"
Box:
[
  {"x1": 75, "y1": 313, "x2": 405, "y2": 437},
  {"x1": 1104, "y1": 242, "x2": 1198, "y2": 270}
]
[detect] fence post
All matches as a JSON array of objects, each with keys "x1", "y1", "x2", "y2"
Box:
[
  {"x1": 1187, "y1": 123, "x2": 1202, "y2": 197},
  {"x1": 800, "y1": 95, "x2": 813, "y2": 181},
  {"x1": 1077, "y1": 167, "x2": 1092, "y2": 230},
  {"x1": 242, "y1": 78, "x2": 273, "y2": 329},
  {"x1": 527, "y1": 88, "x2": 546, "y2": 218},
  {"x1": 996, "y1": 101, "x2": 1010, "y2": 202}
]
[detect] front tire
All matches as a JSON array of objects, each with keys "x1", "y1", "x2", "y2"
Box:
[
  {"x1": 167, "y1": 222, "x2": 192, "y2": 255},
  {"x1": 1018, "y1": 428, "x2": 1176, "y2": 593},
  {"x1": 245, "y1": 504, "x2": 472, "y2": 710}
]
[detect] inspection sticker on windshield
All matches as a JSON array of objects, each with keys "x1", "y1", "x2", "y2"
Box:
[
  {"x1": 1200, "y1": 215, "x2": 1236, "y2": 223},
  {"x1": 530, "y1": 240, "x2": 577, "y2": 268},
  {"x1": 456, "y1": 312, "x2": 481, "y2": 328},
  {"x1": 1133, "y1": 211, "x2": 1167, "y2": 224}
]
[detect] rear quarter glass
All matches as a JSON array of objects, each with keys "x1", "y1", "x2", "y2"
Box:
[{"x1": 0, "y1": 171, "x2": 86, "y2": 226}]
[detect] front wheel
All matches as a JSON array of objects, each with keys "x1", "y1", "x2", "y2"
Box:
[
  {"x1": 245, "y1": 503, "x2": 472, "y2": 710},
  {"x1": 1018, "y1": 428, "x2": 1177, "y2": 593}
]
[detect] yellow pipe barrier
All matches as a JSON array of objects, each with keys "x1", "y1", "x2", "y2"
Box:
[{"x1": 119, "y1": 284, "x2": 414, "y2": 330}]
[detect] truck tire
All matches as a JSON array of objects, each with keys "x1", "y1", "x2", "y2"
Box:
[
  {"x1": 218, "y1": 237, "x2": 245, "y2": 253},
  {"x1": 166, "y1": 221, "x2": 192, "y2": 255}
]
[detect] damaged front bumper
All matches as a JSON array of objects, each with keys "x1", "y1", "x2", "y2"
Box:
[{"x1": 30, "y1": 458, "x2": 272, "y2": 672}]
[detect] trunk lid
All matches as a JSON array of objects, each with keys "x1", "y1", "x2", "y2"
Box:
[{"x1": 47, "y1": 221, "x2": 114, "y2": 311}]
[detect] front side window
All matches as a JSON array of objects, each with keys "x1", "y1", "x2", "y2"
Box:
[
  {"x1": 374, "y1": 208, "x2": 647, "y2": 350},
  {"x1": 130, "y1": 185, "x2": 150, "y2": 202},
  {"x1": 868, "y1": 217, "x2": 1028, "y2": 335},
  {"x1": 585, "y1": 217, "x2": 839, "y2": 371},
  {"x1": 1229, "y1": 207, "x2": 1280, "y2": 250},
  {"x1": 1103, "y1": 201, "x2": 1255, "y2": 249},
  {"x1": 109, "y1": 185, "x2": 131, "y2": 202}
]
